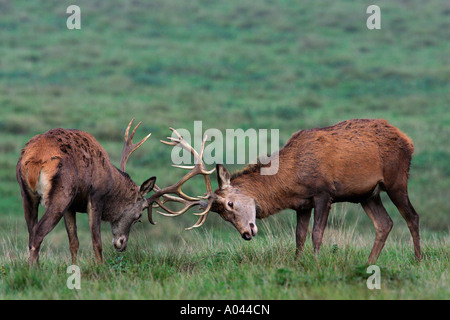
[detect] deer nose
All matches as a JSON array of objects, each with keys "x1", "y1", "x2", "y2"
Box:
[
  {"x1": 249, "y1": 222, "x2": 258, "y2": 236},
  {"x1": 242, "y1": 222, "x2": 258, "y2": 240},
  {"x1": 114, "y1": 236, "x2": 127, "y2": 251},
  {"x1": 242, "y1": 232, "x2": 252, "y2": 241}
]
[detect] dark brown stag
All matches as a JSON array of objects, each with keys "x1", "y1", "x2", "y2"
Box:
[
  {"x1": 16, "y1": 119, "x2": 156, "y2": 266},
  {"x1": 158, "y1": 119, "x2": 421, "y2": 264}
]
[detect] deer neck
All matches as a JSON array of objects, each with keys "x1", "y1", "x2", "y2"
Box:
[
  {"x1": 99, "y1": 167, "x2": 139, "y2": 220},
  {"x1": 231, "y1": 160, "x2": 297, "y2": 218}
]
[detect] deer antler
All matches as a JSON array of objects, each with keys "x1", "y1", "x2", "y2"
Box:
[
  {"x1": 146, "y1": 128, "x2": 215, "y2": 230},
  {"x1": 120, "y1": 119, "x2": 152, "y2": 172}
]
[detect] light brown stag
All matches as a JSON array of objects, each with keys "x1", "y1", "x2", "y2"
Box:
[
  {"x1": 154, "y1": 119, "x2": 421, "y2": 264},
  {"x1": 16, "y1": 119, "x2": 156, "y2": 266}
]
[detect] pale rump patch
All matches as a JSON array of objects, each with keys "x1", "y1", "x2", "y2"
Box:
[{"x1": 37, "y1": 171, "x2": 51, "y2": 206}]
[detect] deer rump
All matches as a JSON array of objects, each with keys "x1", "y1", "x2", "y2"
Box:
[{"x1": 17, "y1": 128, "x2": 110, "y2": 213}]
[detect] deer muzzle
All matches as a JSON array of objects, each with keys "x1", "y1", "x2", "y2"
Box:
[
  {"x1": 113, "y1": 235, "x2": 128, "y2": 252},
  {"x1": 242, "y1": 222, "x2": 258, "y2": 240}
]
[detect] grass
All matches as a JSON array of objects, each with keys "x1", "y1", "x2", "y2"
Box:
[
  {"x1": 1, "y1": 215, "x2": 448, "y2": 299},
  {"x1": 0, "y1": 0, "x2": 449, "y2": 299}
]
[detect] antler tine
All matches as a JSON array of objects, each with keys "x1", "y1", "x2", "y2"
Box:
[
  {"x1": 124, "y1": 118, "x2": 134, "y2": 141},
  {"x1": 125, "y1": 118, "x2": 140, "y2": 141},
  {"x1": 185, "y1": 199, "x2": 213, "y2": 230},
  {"x1": 169, "y1": 127, "x2": 200, "y2": 159},
  {"x1": 160, "y1": 139, "x2": 178, "y2": 146},
  {"x1": 173, "y1": 165, "x2": 196, "y2": 170},
  {"x1": 198, "y1": 134, "x2": 207, "y2": 163},
  {"x1": 169, "y1": 127, "x2": 183, "y2": 139},
  {"x1": 120, "y1": 119, "x2": 151, "y2": 172}
]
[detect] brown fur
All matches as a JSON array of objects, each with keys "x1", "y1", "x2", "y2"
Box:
[
  {"x1": 16, "y1": 127, "x2": 156, "y2": 266},
  {"x1": 213, "y1": 119, "x2": 420, "y2": 264}
]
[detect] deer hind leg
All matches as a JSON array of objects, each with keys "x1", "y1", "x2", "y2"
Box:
[
  {"x1": 29, "y1": 173, "x2": 75, "y2": 266},
  {"x1": 29, "y1": 203, "x2": 68, "y2": 266},
  {"x1": 386, "y1": 188, "x2": 421, "y2": 261},
  {"x1": 17, "y1": 172, "x2": 39, "y2": 249},
  {"x1": 64, "y1": 209, "x2": 79, "y2": 264},
  {"x1": 21, "y1": 190, "x2": 40, "y2": 250},
  {"x1": 361, "y1": 194, "x2": 393, "y2": 264}
]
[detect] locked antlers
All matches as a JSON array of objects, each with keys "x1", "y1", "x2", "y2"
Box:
[{"x1": 146, "y1": 128, "x2": 215, "y2": 229}]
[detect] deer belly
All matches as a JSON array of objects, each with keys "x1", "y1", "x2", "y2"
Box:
[
  {"x1": 333, "y1": 175, "x2": 383, "y2": 202},
  {"x1": 328, "y1": 151, "x2": 383, "y2": 199}
]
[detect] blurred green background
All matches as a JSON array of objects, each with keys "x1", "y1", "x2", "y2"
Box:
[{"x1": 0, "y1": 0, "x2": 448, "y2": 253}]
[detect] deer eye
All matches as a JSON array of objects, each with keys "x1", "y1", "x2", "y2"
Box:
[{"x1": 227, "y1": 201, "x2": 234, "y2": 209}]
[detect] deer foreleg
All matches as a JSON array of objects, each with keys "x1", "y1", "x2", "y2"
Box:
[
  {"x1": 88, "y1": 201, "x2": 103, "y2": 264},
  {"x1": 295, "y1": 208, "x2": 312, "y2": 259},
  {"x1": 311, "y1": 195, "x2": 332, "y2": 256}
]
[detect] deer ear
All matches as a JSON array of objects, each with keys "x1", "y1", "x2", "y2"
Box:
[
  {"x1": 216, "y1": 164, "x2": 230, "y2": 190},
  {"x1": 139, "y1": 176, "x2": 156, "y2": 197}
]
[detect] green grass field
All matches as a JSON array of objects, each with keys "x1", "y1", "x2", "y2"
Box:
[
  {"x1": 0, "y1": 0, "x2": 449, "y2": 300},
  {"x1": 1, "y1": 222, "x2": 449, "y2": 299}
]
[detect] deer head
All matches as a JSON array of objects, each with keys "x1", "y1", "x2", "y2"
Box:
[
  {"x1": 210, "y1": 164, "x2": 258, "y2": 240},
  {"x1": 110, "y1": 119, "x2": 156, "y2": 252},
  {"x1": 109, "y1": 175, "x2": 156, "y2": 252}
]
